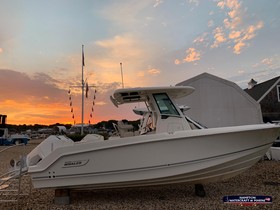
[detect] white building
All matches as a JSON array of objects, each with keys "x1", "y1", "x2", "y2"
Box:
[{"x1": 176, "y1": 72, "x2": 262, "y2": 128}]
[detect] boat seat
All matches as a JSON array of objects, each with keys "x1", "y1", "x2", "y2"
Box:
[
  {"x1": 80, "y1": 134, "x2": 104, "y2": 143},
  {"x1": 116, "y1": 121, "x2": 138, "y2": 137},
  {"x1": 112, "y1": 123, "x2": 120, "y2": 136}
]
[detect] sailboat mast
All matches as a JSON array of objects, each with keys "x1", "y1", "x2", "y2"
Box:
[{"x1": 81, "y1": 45, "x2": 85, "y2": 135}]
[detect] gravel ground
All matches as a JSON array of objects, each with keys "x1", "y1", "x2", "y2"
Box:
[{"x1": 0, "y1": 139, "x2": 280, "y2": 210}]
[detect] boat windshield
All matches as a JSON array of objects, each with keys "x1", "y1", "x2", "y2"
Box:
[{"x1": 153, "y1": 93, "x2": 180, "y2": 116}]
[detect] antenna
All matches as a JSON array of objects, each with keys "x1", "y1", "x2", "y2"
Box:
[
  {"x1": 120, "y1": 62, "x2": 124, "y2": 88},
  {"x1": 81, "y1": 45, "x2": 85, "y2": 135}
]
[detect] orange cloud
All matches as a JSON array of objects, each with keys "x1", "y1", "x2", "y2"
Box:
[
  {"x1": 0, "y1": 70, "x2": 73, "y2": 124},
  {"x1": 147, "y1": 68, "x2": 161, "y2": 75},
  {"x1": 214, "y1": 0, "x2": 264, "y2": 54},
  {"x1": 95, "y1": 35, "x2": 146, "y2": 67},
  {"x1": 193, "y1": 32, "x2": 208, "y2": 45},
  {"x1": 0, "y1": 99, "x2": 70, "y2": 125},
  {"x1": 232, "y1": 21, "x2": 264, "y2": 54},
  {"x1": 174, "y1": 59, "x2": 181, "y2": 65},
  {"x1": 218, "y1": 0, "x2": 241, "y2": 29},
  {"x1": 211, "y1": 27, "x2": 226, "y2": 48},
  {"x1": 175, "y1": 48, "x2": 201, "y2": 65},
  {"x1": 94, "y1": 34, "x2": 157, "y2": 87},
  {"x1": 233, "y1": 41, "x2": 245, "y2": 54},
  {"x1": 0, "y1": 69, "x2": 129, "y2": 125},
  {"x1": 136, "y1": 67, "x2": 161, "y2": 78},
  {"x1": 229, "y1": 30, "x2": 241, "y2": 39},
  {"x1": 183, "y1": 48, "x2": 201, "y2": 62},
  {"x1": 137, "y1": 71, "x2": 145, "y2": 77},
  {"x1": 243, "y1": 21, "x2": 264, "y2": 40}
]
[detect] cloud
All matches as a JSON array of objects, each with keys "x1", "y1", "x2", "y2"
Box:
[
  {"x1": 208, "y1": 20, "x2": 214, "y2": 28},
  {"x1": 95, "y1": 35, "x2": 143, "y2": 59},
  {"x1": 148, "y1": 68, "x2": 161, "y2": 75},
  {"x1": 253, "y1": 56, "x2": 280, "y2": 69},
  {"x1": 232, "y1": 41, "x2": 245, "y2": 54},
  {"x1": 261, "y1": 58, "x2": 273, "y2": 66},
  {"x1": 188, "y1": 0, "x2": 200, "y2": 6},
  {"x1": 232, "y1": 21, "x2": 264, "y2": 54},
  {"x1": 0, "y1": 69, "x2": 69, "y2": 124},
  {"x1": 95, "y1": 101, "x2": 106, "y2": 106},
  {"x1": 193, "y1": 33, "x2": 210, "y2": 48},
  {"x1": 94, "y1": 34, "x2": 149, "y2": 69},
  {"x1": 93, "y1": 33, "x2": 161, "y2": 87},
  {"x1": 237, "y1": 70, "x2": 245, "y2": 74},
  {"x1": 193, "y1": 0, "x2": 259, "y2": 54},
  {"x1": 211, "y1": 27, "x2": 227, "y2": 48},
  {"x1": 174, "y1": 59, "x2": 181, "y2": 65},
  {"x1": 99, "y1": 1, "x2": 153, "y2": 28},
  {"x1": 243, "y1": 21, "x2": 264, "y2": 40},
  {"x1": 137, "y1": 71, "x2": 145, "y2": 77},
  {"x1": 89, "y1": 81, "x2": 138, "y2": 121},
  {"x1": 229, "y1": 68, "x2": 280, "y2": 89},
  {"x1": 0, "y1": 70, "x2": 65, "y2": 102},
  {"x1": 0, "y1": 4, "x2": 23, "y2": 45},
  {"x1": 153, "y1": 0, "x2": 163, "y2": 7},
  {"x1": 217, "y1": 0, "x2": 242, "y2": 29},
  {"x1": 94, "y1": 35, "x2": 145, "y2": 83},
  {"x1": 136, "y1": 67, "x2": 161, "y2": 77},
  {"x1": 207, "y1": 0, "x2": 265, "y2": 54},
  {"x1": 0, "y1": 69, "x2": 140, "y2": 124},
  {"x1": 175, "y1": 48, "x2": 201, "y2": 65},
  {"x1": 193, "y1": 32, "x2": 208, "y2": 45},
  {"x1": 228, "y1": 30, "x2": 241, "y2": 39},
  {"x1": 184, "y1": 48, "x2": 201, "y2": 62}
]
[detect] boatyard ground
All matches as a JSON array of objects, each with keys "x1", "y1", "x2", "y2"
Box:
[{"x1": 1, "y1": 139, "x2": 280, "y2": 210}]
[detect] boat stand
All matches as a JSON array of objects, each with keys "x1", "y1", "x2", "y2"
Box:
[
  {"x1": 194, "y1": 184, "x2": 206, "y2": 197},
  {"x1": 54, "y1": 189, "x2": 70, "y2": 205}
]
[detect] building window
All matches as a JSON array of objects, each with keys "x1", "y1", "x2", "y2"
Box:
[{"x1": 277, "y1": 85, "x2": 280, "y2": 102}]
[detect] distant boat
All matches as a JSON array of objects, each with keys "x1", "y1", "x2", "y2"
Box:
[{"x1": 13, "y1": 86, "x2": 280, "y2": 195}]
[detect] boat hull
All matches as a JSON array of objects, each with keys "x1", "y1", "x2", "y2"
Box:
[{"x1": 28, "y1": 124, "x2": 280, "y2": 189}]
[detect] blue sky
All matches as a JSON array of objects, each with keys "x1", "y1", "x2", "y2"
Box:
[{"x1": 0, "y1": 0, "x2": 280, "y2": 124}]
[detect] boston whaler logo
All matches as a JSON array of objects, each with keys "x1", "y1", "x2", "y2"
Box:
[{"x1": 63, "y1": 159, "x2": 89, "y2": 168}]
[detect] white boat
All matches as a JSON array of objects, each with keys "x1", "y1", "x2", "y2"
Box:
[{"x1": 25, "y1": 86, "x2": 280, "y2": 192}]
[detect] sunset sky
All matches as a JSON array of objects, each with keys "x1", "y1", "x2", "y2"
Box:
[{"x1": 0, "y1": 0, "x2": 280, "y2": 125}]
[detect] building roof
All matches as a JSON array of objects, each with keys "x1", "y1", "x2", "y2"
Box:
[
  {"x1": 177, "y1": 72, "x2": 239, "y2": 88},
  {"x1": 177, "y1": 72, "x2": 258, "y2": 106},
  {"x1": 244, "y1": 76, "x2": 280, "y2": 102}
]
